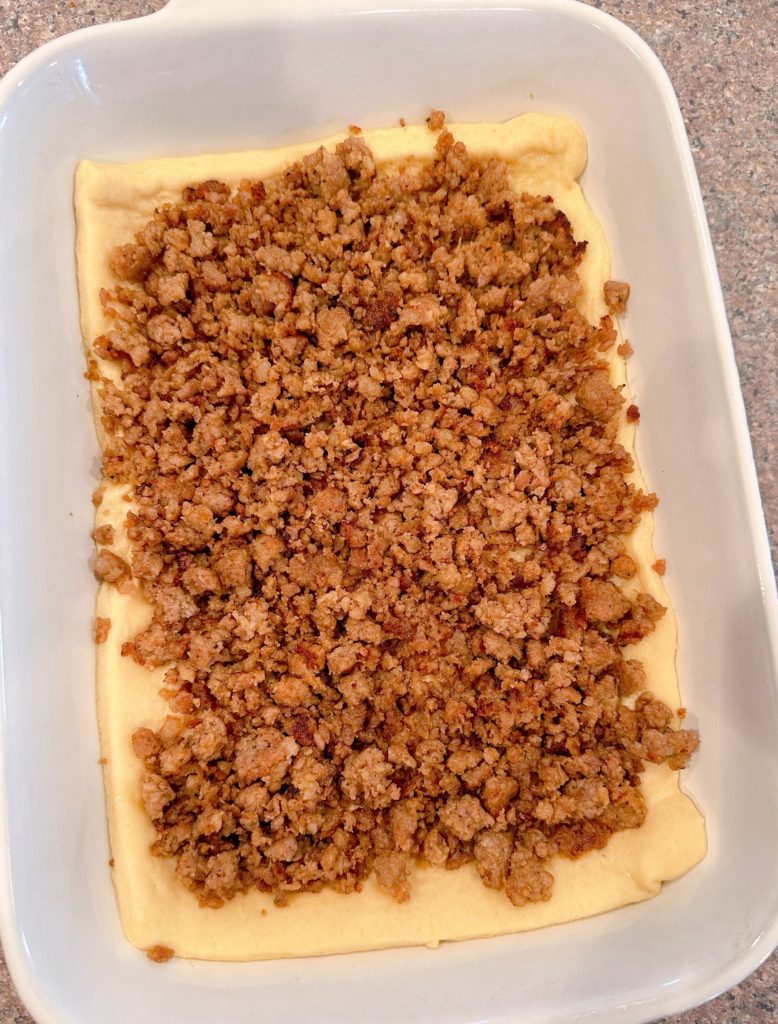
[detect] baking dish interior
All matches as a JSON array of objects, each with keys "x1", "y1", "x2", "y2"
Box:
[{"x1": 0, "y1": 3, "x2": 776, "y2": 1023}]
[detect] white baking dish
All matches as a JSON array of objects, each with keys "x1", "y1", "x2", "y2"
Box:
[{"x1": 0, "y1": 1, "x2": 776, "y2": 1021}]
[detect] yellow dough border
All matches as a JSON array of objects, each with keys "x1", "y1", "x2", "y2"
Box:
[{"x1": 75, "y1": 114, "x2": 706, "y2": 960}]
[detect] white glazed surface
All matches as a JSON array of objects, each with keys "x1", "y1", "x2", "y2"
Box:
[{"x1": 0, "y1": 2, "x2": 776, "y2": 1023}]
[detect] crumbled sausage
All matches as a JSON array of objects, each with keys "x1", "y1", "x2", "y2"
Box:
[
  {"x1": 133, "y1": 551, "x2": 164, "y2": 581},
  {"x1": 610, "y1": 553, "x2": 636, "y2": 578},
  {"x1": 132, "y1": 727, "x2": 161, "y2": 759},
  {"x1": 92, "y1": 524, "x2": 115, "y2": 545},
  {"x1": 473, "y1": 831, "x2": 513, "y2": 889},
  {"x1": 91, "y1": 119, "x2": 697, "y2": 908},
  {"x1": 141, "y1": 772, "x2": 174, "y2": 820},
  {"x1": 94, "y1": 616, "x2": 111, "y2": 643},
  {"x1": 504, "y1": 849, "x2": 554, "y2": 907},
  {"x1": 146, "y1": 945, "x2": 174, "y2": 963},
  {"x1": 111, "y1": 244, "x2": 153, "y2": 282},
  {"x1": 439, "y1": 796, "x2": 494, "y2": 841},
  {"x1": 581, "y1": 579, "x2": 631, "y2": 623},
  {"x1": 617, "y1": 658, "x2": 646, "y2": 697},
  {"x1": 604, "y1": 280, "x2": 630, "y2": 314},
  {"x1": 235, "y1": 728, "x2": 298, "y2": 787},
  {"x1": 374, "y1": 852, "x2": 411, "y2": 902},
  {"x1": 481, "y1": 776, "x2": 519, "y2": 816},
  {"x1": 94, "y1": 549, "x2": 131, "y2": 584},
  {"x1": 213, "y1": 547, "x2": 252, "y2": 589},
  {"x1": 576, "y1": 369, "x2": 624, "y2": 421},
  {"x1": 156, "y1": 272, "x2": 188, "y2": 305}
]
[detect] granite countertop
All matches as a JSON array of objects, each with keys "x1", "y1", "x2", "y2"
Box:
[{"x1": 0, "y1": 0, "x2": 775, "y2": 1020}]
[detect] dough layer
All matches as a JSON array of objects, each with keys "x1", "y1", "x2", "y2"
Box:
[{"x1": 76, "y1": 115, "x2": 706, "y2": 960}]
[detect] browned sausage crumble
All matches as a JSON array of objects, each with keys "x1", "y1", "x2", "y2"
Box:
[
  {"x1": 604, "y1": 280, "x2": 630, "y2": 315},
  {"x1": 146, "y1": 944, "x2": 174, "y2": 963},
  {"x1": 92, "y1": 122, "x2": 697, "y2": 909},
  {"x1": 427, "y1": 109, "x2": 446, "y2": 131},
  {"x1": 94, "y1": 616, "x2": 111, "y2": 644}
]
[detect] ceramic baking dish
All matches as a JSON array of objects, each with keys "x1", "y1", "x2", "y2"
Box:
[{"x1": 0, "y1": 1, "x2": 776, "y2": 1021}]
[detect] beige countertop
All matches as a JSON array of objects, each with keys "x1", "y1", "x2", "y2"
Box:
[{"x1": 0, "y1": 0, "x2": 775, "y2": 1020}]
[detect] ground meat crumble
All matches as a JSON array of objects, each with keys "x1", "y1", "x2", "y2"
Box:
[
  {"x1": 94, "y1": 616, "x2": 111, "y2": 644},
  {"x1": 92, "y1": 120, "x2": 698, "y2": 909},
  {"x1": 146, "y1": 944, "x2": 174, "y2": 963},
  {"x1": 604, "y1": 279, "x2": 630, "y2": 316}
]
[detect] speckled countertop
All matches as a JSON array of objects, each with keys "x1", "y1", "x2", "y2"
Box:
[{"x1": 0, "y1": 0, "x2": 775, "y2": 1021}]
